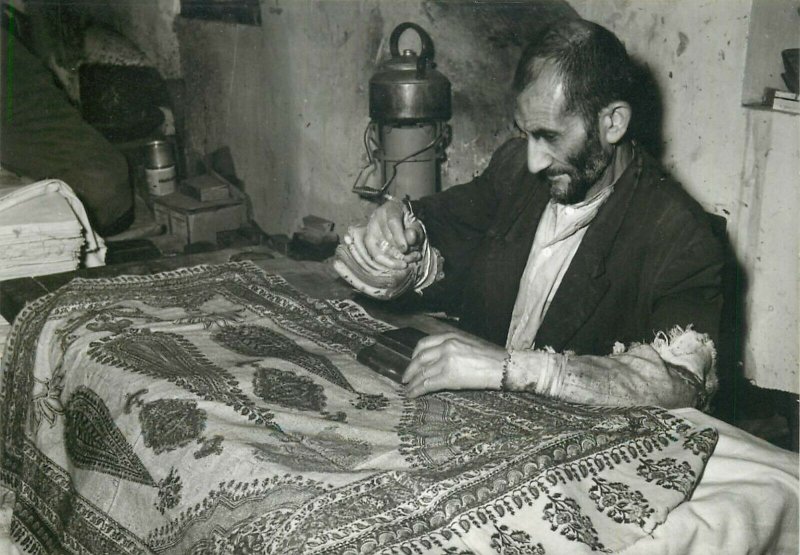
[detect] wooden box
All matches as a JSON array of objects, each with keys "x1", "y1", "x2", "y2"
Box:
[
  {"x1": 186, "y1": 174, "x2": 232, "y2": 202},
  {"x1": 154, "y1": 188, "x2": 245, "y2": 245}
]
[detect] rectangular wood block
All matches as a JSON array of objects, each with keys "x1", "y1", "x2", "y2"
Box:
[
  {"x1": 154, "y1": 191, "x2": 246, "y2": 245},
  {"x1": 186, "y1": 174, "x2": 231, "y2": 202}
]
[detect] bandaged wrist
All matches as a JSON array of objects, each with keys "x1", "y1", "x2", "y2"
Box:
[
  {"x1": 502, "y1": 349, "x2": 569, "y2": 397},
  {"x1": 535, "y1": 351, "x2": 568, "y2": 398},
  {"x1": 500, "y1": 351, "x2": 513, "y2": 390}
]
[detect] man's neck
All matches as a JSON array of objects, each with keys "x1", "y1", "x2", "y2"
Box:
[{"x1": 583, "y1": 141, "x2": 634, "y2": 201}]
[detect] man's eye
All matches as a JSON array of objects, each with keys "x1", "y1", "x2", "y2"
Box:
[{"x1": 532, "y1": 132, "x2": 556, "y2": 142}]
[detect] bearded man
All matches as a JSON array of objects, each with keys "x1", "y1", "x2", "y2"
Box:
[{"x1": 335, "y1": 18, "x2": 723, "y2": 409}]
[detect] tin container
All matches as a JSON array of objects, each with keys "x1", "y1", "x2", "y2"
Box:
[
  {"x1": 145, "y1": 140, "x2": 175, "y2": 169},
  {"x1": 144, "y1": 140, "x2": 176, "y2": 196}
]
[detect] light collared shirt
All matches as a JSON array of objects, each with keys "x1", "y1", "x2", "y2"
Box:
[{"x1": 506, "y1": 185, "x2": 615, "y2": 350}]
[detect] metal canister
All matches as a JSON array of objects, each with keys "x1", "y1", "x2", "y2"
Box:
[{"x1": 144, "y1": 140, "x2": 176, "y2": 196}]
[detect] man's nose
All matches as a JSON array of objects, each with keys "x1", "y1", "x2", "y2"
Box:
[{"x1": 527, "y1": 138, "x2": 552, "y2": 174}]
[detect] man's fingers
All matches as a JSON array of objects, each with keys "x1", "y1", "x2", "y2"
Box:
[
  {"x1": 366, "y1": 201, "x2": 410, "y2": 261},
  {"x1": 411, "y1": 332, "x2": 463, "y2": 358},
  {"x1": 413, "y1": 331, "x2": 493, "y2": 356},
  {"x1": 352, "y1": 226, "x2": 400, "y2": 273},
  {"x1": 374, "y1": 251, "x2": 407, "y2": 269},
  {"x1": 364, "y1": 228, "x2": 406, "y2": 270},
  {"x1": 386, "y1": 215, "x2": 408, "y2": 252},
  {"x1": 376, "y1": 217, "x2": 408, "y2": 264},
  {"x1": 362, "y1": 223, "x2": 385, "y2": 260},
  {"x1": 405, "y1": 363, "x2": 446, "y2": 398},
  {"x1": 402, "y1": 333, "x2": 507, "y2": 397},
  {"x1": 403, "y1": 344, "x2": 444, "y2": 383},
  {"x1": 347, "y1": 228, "x2": 388, "y2": 273},
  {"x1": 332, "y1": 259, "x2": 387, "y2": 298}
]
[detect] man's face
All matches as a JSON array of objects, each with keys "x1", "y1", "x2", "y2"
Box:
[{"x1": 514, "y1": 62, "x2": 611, "y2": 204}]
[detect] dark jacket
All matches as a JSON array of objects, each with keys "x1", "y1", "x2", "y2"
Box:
[{"x1": 413, "y1": 139, "x2": 724, "y2": 355}]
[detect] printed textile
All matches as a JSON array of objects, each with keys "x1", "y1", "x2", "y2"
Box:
[{"x1": 0, "y1": 261, "x2": 717, "y2": 554}]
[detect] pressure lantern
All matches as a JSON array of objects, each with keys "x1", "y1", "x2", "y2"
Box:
[{"x1": 352, "y1": 22, "x2": 452, "y2": 200}]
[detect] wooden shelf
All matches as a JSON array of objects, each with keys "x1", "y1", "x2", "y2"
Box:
[{"x1": 742, "y1": 102, "x2": 799, "y2": 116}]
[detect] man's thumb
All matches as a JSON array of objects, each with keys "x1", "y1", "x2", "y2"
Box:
[{"x1": 404, "y1": 224, "x2": 422, "y2": 247}]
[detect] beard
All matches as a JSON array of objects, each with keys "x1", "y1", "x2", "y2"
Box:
[{"x1": 546, "y1": 130, "x2": 612, "y2": 205}]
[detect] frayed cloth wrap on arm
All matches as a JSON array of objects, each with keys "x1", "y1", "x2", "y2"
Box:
[{"x1": 503, "y1": 326, "x2": 717, "y2": 410}]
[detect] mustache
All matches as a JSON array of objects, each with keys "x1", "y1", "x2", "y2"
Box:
[{"x1": 544, "y1": 166, "x2": 576, "y2": 179}]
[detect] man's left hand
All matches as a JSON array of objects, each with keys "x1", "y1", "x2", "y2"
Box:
[{"x1": 403, "y1": 332, "x2": 506, "y2": 397}]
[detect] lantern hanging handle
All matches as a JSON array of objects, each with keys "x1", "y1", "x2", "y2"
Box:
[{"x1": 389, "y1": 22, "x2": 435, "y2": 78}]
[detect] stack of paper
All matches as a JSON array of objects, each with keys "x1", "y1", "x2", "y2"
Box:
[{"x1": 0, "y1": 180, "x2": 106, "y2": 281}]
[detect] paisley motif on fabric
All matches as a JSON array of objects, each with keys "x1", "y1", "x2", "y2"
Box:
[
  {"x1": 87, "y1": 328, "x2": 276, "y2": 429},
  {"x1": 194, "y1": 435, "x2": 224, "y2": 459},
  {"x1": 58, "y1": 305, "x2": 153, "y2": 352},
  {"x1": 30, "y1": 362, "x2": 66, "y2": 432},
  {"x1": 214, "y1": 324, "x2": 356, "y2": 392},
  {"x1": 64, "y1": 387, "x2": 155, "y2": 486},
  {"x1": 172, "y1": 309, "x2": 245, "y2": 329},
  {"x1": 250, "y1": 429, "x2": 372, "y2": 472},
  {"x1": 252, "y1": 366, "x2": 328, "y2": 412},
  {"x1": 139, "y1": 398, "x2": 207, "y2": 455},
  {"x1": 209, "y1": 508, "x2": 298, "y2": 553},
  {"x1": 85, "y1": 316, "x2": 133, "y2": 334},
  {"x1": 242, "y1": 275, "x2": 391, "y2": 355}
]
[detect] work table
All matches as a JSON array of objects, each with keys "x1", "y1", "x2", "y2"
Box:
[{"x1": 0, "y1": 247, "x2": 456, "y2": 336}]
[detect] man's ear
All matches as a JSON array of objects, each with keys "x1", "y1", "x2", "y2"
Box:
[{"x1": 598, "y1": 101, "x2": 632, "y2": 145}]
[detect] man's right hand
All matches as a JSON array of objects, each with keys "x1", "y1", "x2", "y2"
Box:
[{"x1": 364, "y1": 199, "x2": 424, "y2": 269}]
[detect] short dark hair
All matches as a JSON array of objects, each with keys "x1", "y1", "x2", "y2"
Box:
[{"x1": 513, "y1": 19, "x2": 637, "y2": 129}]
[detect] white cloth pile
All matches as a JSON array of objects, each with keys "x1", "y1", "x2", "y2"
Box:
[{"x1": 0, "y1": 179, "x2": 106, "y2": 280}]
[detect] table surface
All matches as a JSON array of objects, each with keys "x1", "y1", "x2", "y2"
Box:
[{"x1": 0, "y1": 248, "x2": 457, "y2": 337}]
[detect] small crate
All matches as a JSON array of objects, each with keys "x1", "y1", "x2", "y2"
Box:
[
  {"x1": 186, "y1": 174, "x2": 231, "y2": 202},
  {"x1": 153, "y1": 185, "x2": 246, "y2": 245}
]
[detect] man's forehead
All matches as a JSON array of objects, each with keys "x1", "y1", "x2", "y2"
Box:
[{"x1": 515, "y1": 62, "x2": 568, "y2": 126}]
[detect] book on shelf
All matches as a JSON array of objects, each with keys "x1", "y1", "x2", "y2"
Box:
[{"x1": 762, "y1": 88, "x2": 799, "y2": 114}]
